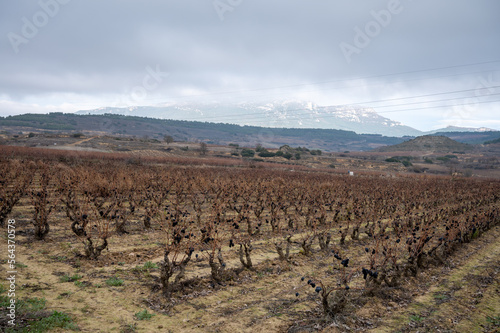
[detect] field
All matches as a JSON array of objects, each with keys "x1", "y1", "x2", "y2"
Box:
[{"x1": 1, "y1": 145, "x2": 499, "y2": 333}]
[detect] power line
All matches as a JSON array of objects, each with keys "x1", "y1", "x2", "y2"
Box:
[
  {"x1": 172, "y1": 69, "x2": 499, "y2": 106},
  {"x1": 243, "y1": 98, "x2": 500, "y2": 127},
  {"x1": 71, "y1": 59, "x2": 500, "y2": 107},
  {"x1": 184, "y1": 95, "x2": 500, "y2": 126},
  {"x1": 179, "y1": 85, "x2": 500, "y2": 122},
  {"x1": 374, "y1": 92, "x2": 500, "y2": 110},
  {"x1": 378, "y1": 98, "x2": 500, "y2": 114},
  {"x1": 162, "y1": 60, "x2": 500, "y2": 100}
]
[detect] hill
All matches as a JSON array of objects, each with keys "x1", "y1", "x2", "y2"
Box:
[
  {"x1": 484, "y1": 136, "x2": 500, "y2": 145},
  {"x1": 377, "y1": 135, "x2": 474, "y2": 153},
  {"x1": 424, "y1": 125, "x2": 496, "y2": 134},
  {"x1": 76, "y1": 101, "x2": 423, "y2": 137},
  {"x1": 0, "y1": 113, "x2": 406, "y2": 152},
  {"x1": 3, "y1": 113, "x2": 496, "y2": 152},
  {"x1": 430, "y1": 131, "x2": 500, "y2": 144}
]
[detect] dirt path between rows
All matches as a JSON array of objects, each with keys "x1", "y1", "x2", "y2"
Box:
[
  {"x1": 68, "y1": 136, "x2": 97, "y2": 146},
  {"x1": 370, "y1": 225, "x2": 500, "y2": 333}
]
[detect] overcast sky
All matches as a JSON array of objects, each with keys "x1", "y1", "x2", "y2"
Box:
[{"x1": 1, "y1": 0, "x2": 499, "y2": 131}]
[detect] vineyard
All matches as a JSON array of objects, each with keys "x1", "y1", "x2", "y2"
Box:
[{"x1": 1, "y1": 146, "x2": 499, "y2": 332}]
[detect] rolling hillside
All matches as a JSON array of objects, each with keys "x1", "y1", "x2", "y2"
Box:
[
  {"x1": 0, "y1": 113, "x2": 405, "y2": 151},
  {"x1": 377, "y1": 135, "x2": 473, "y2": 153},
  {"x1": 1, "y1": 113, "x2": 498, "y2": 152},
  {"x1": 76, "y1": 101, "x2": 423, "y2": 137}
]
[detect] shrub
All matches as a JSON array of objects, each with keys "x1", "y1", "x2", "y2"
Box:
[
  {"x1": 385, "y1": 158, "x2": 400, "y2": 163},
  {"x1": 37, "y1": 311, "x2": 78, "y2": 331},
  {"x1": 199, "y1": 142, "x2": 208, "y2": 155},
  {"x1": 142, "y1": 261, "x2": 158, "y2": 270},
  {"x1": 30, "y1": 165, "x2": 54, "y2": 240},
  {"x1": 409, "y1": 314, "x2": 423, "y2": 322},
  {"x1": 241, "y1": 149, "x2": 255, "y2": 157},
  {"x1": 402, "y1": 160, "x2": 413, "y2": 167},
  {"x1": 1, "y1": 296, "x2": 78, "y2": 332},
  {"x1": 59, "y1": 274, "x2": 83, "y2": 283},
  {"x1": 62, "y1": 193, "x2": 112, "y2": 260},
  {"x1": 106, "y1": 277, "x2": 124, "y2": 286},
  {"x1": 16, "y1": 297, "x2": 47, "y2": 312},
  {"x1": 486, "y1": 315, "x2": 500, "y2": 327},
  {"x1": 11, "y1": 311, "x2": 79, "y2": 332},
  {"x1": 258, "y1": 150, "x2": 276, "y2": 157},
  {"x1": 163, "y1": 135, "x2": 174, "y2": 144},
  {"x1": 310, "y1": 149, "x2": 322, "y2": 156},
  {"x1": 74, "y1": 280, "x2": 85, "y2": 288},
  {"x1": 134, "y1": 309, "x2": 155, "y2": 321}
]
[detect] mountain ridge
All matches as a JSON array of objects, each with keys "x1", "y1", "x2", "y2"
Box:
[
  {"x1": 76, "y1": 101, "x2": 497, "y2": 138},
  {"x1": 75, "y1": 101, "x2": 422, "y2": 137},
  {"x1": 377, "y1": 135, "x2": 474, "y2": 153},
  {"x1": 1, "y1": 113, "x2": 498, "y2": 152},
  {"x1": 0, "y1": 112, "x2": 404, "y2": 151}
]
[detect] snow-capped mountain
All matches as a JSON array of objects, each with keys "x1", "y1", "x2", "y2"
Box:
[
  {"x1": 424, "y1": 125, "x2": 496, "y2": 134},
  {"x1": 76, "y1": 101, "x2": 423, "y2": 137}
]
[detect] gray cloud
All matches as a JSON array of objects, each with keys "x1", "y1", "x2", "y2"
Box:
[{"x1": 0, "y1": 0, "x2": 499, "y2": 130}]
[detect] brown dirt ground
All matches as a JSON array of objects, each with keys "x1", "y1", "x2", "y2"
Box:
[{"x1": 1, "y1": 204, "x2": 499, "y2": 333}]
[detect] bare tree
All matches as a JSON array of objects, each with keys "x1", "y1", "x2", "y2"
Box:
[
  {"x1": 163, "y1": 135, "x2": 174, "y2": 144},
  {"x1": 200, "y1": 142, "x2": 208, "y2": 156}
]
